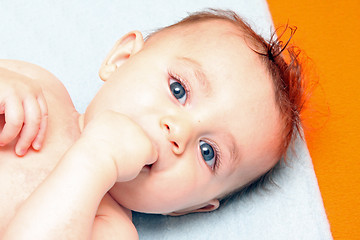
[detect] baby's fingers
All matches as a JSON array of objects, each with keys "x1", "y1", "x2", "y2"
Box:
[
  {"x1": 31, "y1": 94, "x2": 48, "y2": 150},
  {"x1": 0, "y1": 96, "x2": 24, "y2": 147},
  {"x1": 15, "y1": 97, "x2": 41, "y2": 156}
]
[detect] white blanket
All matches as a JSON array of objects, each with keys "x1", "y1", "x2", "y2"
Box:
[{"x1": 0, "y1": 0, "x2": 332, "y2": 239}]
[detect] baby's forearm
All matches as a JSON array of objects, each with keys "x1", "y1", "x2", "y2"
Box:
[{"x1": 3, "y1": 139, "x2": 117, "y2": 240}]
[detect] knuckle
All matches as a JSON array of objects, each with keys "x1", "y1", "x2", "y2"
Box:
[
  {"x1": 21, "y1": 84, "x2": 31, "y2": 92},
  {"x1": 24, "y1": 82, "x2": 41, "y2": 94},
  {"x1": 6, "y1": 87, "x2": 16, "y2": 96}
]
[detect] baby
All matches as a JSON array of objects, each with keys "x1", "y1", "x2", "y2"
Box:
[{"x1": 0, "y1": 9, "x2": 303, "y2": 239}]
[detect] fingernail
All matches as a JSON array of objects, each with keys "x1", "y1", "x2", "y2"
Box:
[
  {"x1": 33, "y1": 142, "x2": 41, "y2": 150},
  {"x1": 16, "y1": 148, "x2": 26, "y2": 156}
]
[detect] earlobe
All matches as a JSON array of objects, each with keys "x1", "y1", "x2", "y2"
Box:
[
  {"x1": 99, "y1": 64, "x2": 117, "y2": 81},
  {"x1": 99, "y1": 31, "x2": 144, "y2": 81},
  {"x1": 166, "y1": 199, "x2": 220, "y2": 216}
]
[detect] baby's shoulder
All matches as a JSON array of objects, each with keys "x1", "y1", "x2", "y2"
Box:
[
  {"x1": 0, "y1": 59, "x2": 58, "y2": 83},
  {"x1": 0, "y1": 59, "x2": 77, "y2": 118},
  {"x1": 0, "y1": 59, "x2": 72, "y2": 100}
]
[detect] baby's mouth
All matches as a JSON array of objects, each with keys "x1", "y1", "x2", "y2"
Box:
[{"x1": 141, "y1": 163, "x2": 153, "y2": 173}]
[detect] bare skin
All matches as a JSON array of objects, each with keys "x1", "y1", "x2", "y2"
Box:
[
  {"x1": 0, "y1": 61, "x2": 140, "y2": 239},
  {"x1": 0, "y1": 60, "x2": 82, "y2": 235},
  {"x1": 0, "y1": 20, "x2": 282, "y2": 240}
]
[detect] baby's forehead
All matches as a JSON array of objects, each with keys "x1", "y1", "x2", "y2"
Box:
[
  {"x1": 146, "y1": 19, "x2": 262, "y2": 71},
  {"x1": 176, "y1": 19, "x2": 240, "y2": 36},
  {"x1": 146, "y1": 19, "x2": 245, "y2": 49}
]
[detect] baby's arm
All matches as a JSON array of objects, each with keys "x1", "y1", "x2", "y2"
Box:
[
  {"x1": 92, "y1": 193, "x2": 139, "y2": 240},
  {"x1": 0, "y1": 65, "x2": 48, "y2": 156},
  {"x1": 3, "y1": 111, "x2": 156, "y2": 240}
]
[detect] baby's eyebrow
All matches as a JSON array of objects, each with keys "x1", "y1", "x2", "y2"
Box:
[
  {"x1": 228, "y1": 132, "x2": 241, "y2": 168},
  {"x1": 176, "y1": 57, "x2": 212, "y2": 96}
]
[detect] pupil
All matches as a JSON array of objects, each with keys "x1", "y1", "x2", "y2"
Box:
[
  {"x1": 174, "y1": 87, "x2": 181, "y2": 94},
  {"x1": 170, "y1": 82, "x2": 185, "y2": 99},
  {"x1": 203, "y1": 147, "x2": 210, "y2": 156}
]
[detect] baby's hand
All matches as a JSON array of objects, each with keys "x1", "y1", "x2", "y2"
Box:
[
  {"x1": 0, "y1": 68, "x2": 48, "y2": 156},
  {"x1": 80, "y1": 110, "x2": 157, "y2": 182}
]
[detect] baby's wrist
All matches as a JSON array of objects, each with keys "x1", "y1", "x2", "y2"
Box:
[{"x1": 67, "y1": 138, "x2": 118, "y2": 189}]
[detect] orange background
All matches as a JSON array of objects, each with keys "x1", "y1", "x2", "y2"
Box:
[{"x1": 267, "y1": 1, "x2": 360, "y2": 239}]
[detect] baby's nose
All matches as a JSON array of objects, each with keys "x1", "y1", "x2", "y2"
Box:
[{"x1": 160, "y1": 116, "x2": 192, "y2": 155}]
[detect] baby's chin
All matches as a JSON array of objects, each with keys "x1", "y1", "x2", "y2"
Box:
[{"x1": 109, "y1": 184, "x2": 180, "y2": 215}]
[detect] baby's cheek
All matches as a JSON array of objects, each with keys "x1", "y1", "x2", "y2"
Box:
[{"x1": 158, "y1": 168, "x2": 201, "y2": 197}]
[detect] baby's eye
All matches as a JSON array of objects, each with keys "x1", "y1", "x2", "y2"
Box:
[
  {"x1": 199, "y1": 140, "x2": 216, "y2": 168},
  {"x1": 169, "y1": 78, "x2": 187, "y2": 105}
]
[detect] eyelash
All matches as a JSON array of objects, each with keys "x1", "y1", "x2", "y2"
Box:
[{"x1": 167, "y1": 70, "x2": 221, "y2": 173}]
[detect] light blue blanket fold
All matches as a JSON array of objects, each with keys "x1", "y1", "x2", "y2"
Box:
[{"x1": 0, "y1": 0, "x2": 332, "y2": 239}]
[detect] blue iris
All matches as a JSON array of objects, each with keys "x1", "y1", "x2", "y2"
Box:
[
  {"x1": 199, "y1": 140, "x2": 216, "y2": 167},
  {"x1": 170, "y1": 79, "x2": 187, "y2": 104}
]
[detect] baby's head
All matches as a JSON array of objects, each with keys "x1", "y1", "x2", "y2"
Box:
[{"x1": 85, "y1": 9, "x2": 304, "y2": 215}]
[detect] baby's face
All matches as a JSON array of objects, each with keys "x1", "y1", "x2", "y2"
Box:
[{"x1": 85, "y1": 20, "x2": 282, "y2": 214}]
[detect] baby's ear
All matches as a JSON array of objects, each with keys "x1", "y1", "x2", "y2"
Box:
[
  {"x1": 166, "y1": 199, "x2": 220, "y2": 216},
  {"x1": 99, "y1": 31, "x2": 144, "y2": 81}
]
